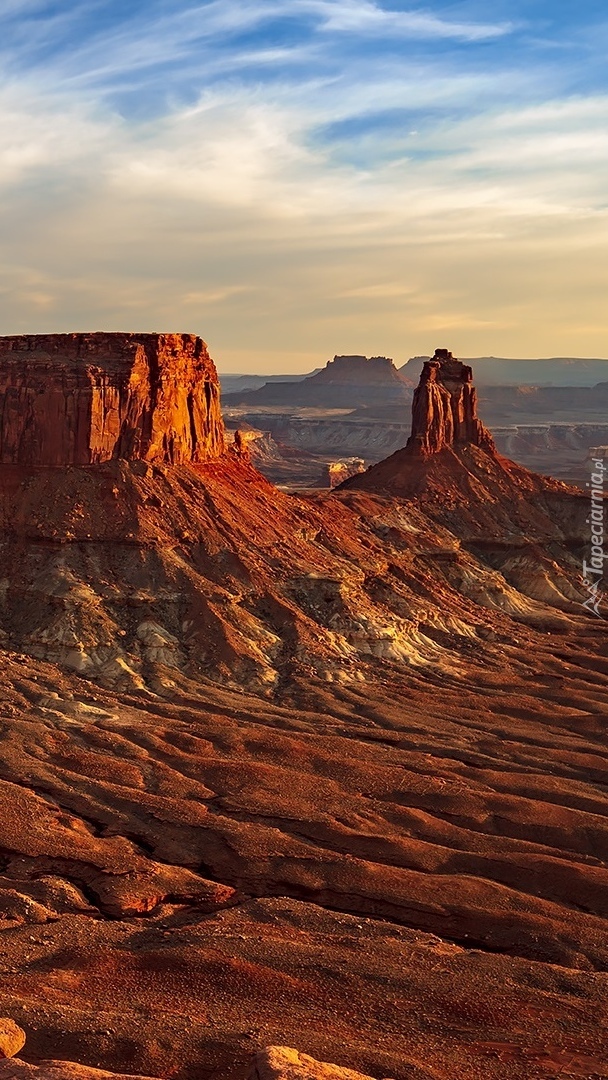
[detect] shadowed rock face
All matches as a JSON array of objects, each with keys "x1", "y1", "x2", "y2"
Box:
[
  {"x1": 408, "y1": 347, "x2": 495, "y2": 454},
  {"x1": 0, "y1": 333, "x2": 225, "y2": 466}
]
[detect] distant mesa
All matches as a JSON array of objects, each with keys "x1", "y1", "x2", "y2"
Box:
[
  {"x1": 219, "y1": 369, "x2": 321, "y2": 395},
  {"x1": 0, "y1": 332, "x2": 225, "y2": 466},
  {"x1": 313, "y1": 354, "x2": 413, "y2": 386},
  {"x1": 223, "y1": 354, "x2": 413, "y2": 408},
  {"x1": 400, "y1": 353, "x2": 608, "y2": 387}
]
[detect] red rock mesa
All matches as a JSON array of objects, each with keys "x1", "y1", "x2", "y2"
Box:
[{"x1": 0, "y1": 332, "x2": 225, "y2": 466}]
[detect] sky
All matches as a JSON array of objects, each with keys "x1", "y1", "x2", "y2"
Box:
[{"x1": 0, "y1": 1, "x2": 607, "y2": 372}]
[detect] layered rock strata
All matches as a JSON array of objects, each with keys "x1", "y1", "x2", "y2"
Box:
[
  {"x1": 0, "y1": 333, "x2": 224, "y2": 465},
  {"x1": 407, "y1": 347, "x2": 495, "y2": 454}
]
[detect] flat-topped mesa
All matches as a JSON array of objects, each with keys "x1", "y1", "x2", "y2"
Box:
[
  {"x1": 321, "y1": 355, "x2": 408, "y2": 385},
  {"x1": 0, "y1": 332, "x2": 225, "y2": 466},
  {"x1": 407, "y1": 347, "x2": 495, "y2": 455}
]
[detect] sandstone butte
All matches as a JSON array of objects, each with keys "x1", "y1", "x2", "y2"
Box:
[
  {"x1": 407, "y1": 348, "x2": 495, "y2": 455},
  {"x1": 0, "y1": 334, "x2": 606, "y2": 1080},
  {"x1": 0, "y1": 332, "x2": 224, "y2": 466}
]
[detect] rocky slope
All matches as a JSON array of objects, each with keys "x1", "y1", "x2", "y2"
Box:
[
  {"x1": 0, "y1": 1028, "x2": 387, "y2": 1080},
  {"x1": 0, "y1": 337, "x2": 607, "y2": 1080}
]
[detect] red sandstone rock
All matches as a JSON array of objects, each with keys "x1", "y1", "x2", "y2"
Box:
[
  {"x1": 322, "y1": 458, "x2": 365, "y2": 488},
  {"x1": 248, "y1": 1046, "x2": 393, "y2": 1080},
  {"x1": 407, "y1": 347, "x2": 495, "y2": 455},
  {"x1": 0, "y1": 1019, "x2": 26, "y2": 1058},
  {"x1": 0, "y1": 335, "x2": 605, "y2": 1080},
  {"x1": 0, "y1": 333, "x2": 225, "y2": 466},
  {"x1": 338, "y1": 350, "x2": 589, "y2": 550},
  {"x1": 0, "y1": 1061, "x2": 158, "y2": 1080}
]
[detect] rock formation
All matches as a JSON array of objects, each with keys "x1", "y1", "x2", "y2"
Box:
[
  {"x1": 322, "y1": 458, "x2": 365, "y2": 488},
  {"x1": 0, "y1": 1044, "x2": 389, "y2": 1080},
  {"x1": 0, "y1": 1064, "x2": 157, "y2": 1080},
  {"x1": 407, "y1": 347, "x2": 495, "y2": 455},
  {"x1": 0, "y1": 333, "x2": 224, "y2": 466},
  {"x1": 338, "y1": 349, "x2": 594, "y2": 579}
]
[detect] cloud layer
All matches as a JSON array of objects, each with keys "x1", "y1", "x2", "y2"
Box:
[{"x1": 0, "y1": 0, "x2": 606, "y2": 370}]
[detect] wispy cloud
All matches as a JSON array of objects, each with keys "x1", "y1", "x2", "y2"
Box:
[
  {"x1": 0, "y1": 1, "x2": 517, "y2": 96},
  {"x1": 300, "y1": 0, "x2": 514, "y2": 41},
  {"x1": 0, "y1": 1, "x2": 606, "y2": 365}
]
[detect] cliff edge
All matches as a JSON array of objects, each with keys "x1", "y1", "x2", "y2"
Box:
[{"x1": 0, "y1": 332, "x2": 225, "y2": 465}]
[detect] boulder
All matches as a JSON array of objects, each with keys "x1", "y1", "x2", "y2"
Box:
[
  {"x1": 248, "y1": 1045, "x2": 394, "y2": 1080},
  {"x1": 0, "y1": 1019, "x2": 26, "y2": 1058},
  {"x1": 323, "y1": 458, "x2": 366, "y2": 488}
]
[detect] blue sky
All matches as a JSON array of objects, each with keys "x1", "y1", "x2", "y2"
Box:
[{"x1": 0, "y1": 0, "x2": 607, "y2": 369}]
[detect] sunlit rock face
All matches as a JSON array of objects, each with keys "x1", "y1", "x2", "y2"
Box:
[
  {"x1": 0, "y1": 332, "x2": 225, "y2": 465},
  {"x1": 408, "y1": 347, "x2": 495, "y2": 455}
]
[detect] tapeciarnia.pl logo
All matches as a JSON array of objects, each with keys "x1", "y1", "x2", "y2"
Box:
[{"x1": 582, "y1": 457, "x2": 606, "y2": 618}]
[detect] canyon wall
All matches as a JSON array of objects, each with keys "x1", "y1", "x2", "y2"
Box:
[{"x1": 0, "y1": 332, "x2": 225, "y2": 465}]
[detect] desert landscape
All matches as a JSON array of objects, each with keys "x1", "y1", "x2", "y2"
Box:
[
  {"x1": 0, "y1": 334, "x2": 606, "y2": 1080},
  {"x1": 2, "y1": 3, "x2": 608, "y2": 1077},
  {"x1": 222, "y1": 355, "x2": 608, "y2": 490}
]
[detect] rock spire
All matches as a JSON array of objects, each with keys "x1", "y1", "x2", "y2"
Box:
[{"x1": 407, "y1": 347, "x2": 495, "y2": 455}]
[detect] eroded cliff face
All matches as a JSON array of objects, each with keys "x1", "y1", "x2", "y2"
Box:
[
  {"x1": 0, "y1": 332, "x2": 225, "y2": 465},
  {"x1": 408, "y1": 348, "x2": 495, "y2": 454}
]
